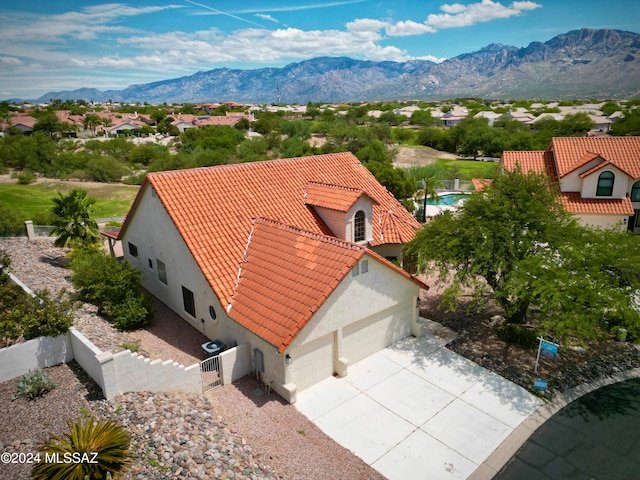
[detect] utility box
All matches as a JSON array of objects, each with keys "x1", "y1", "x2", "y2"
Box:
[{"x1": 201, "y1": 340, "x2": 226, "y2": 359}]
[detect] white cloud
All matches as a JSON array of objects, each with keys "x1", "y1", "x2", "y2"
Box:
[
  {"x1": 0, "y1": 56, "x2": 23, "y2": 66},
  {"x1": 427, "y1": 0, "x2": 542, "y2": 29},
  {"x1": 255, "y1": 13, "x2": 278, "y2": 23},
  {"x1": 385, "y1": 20, "x2": 436, "y2": 37}
]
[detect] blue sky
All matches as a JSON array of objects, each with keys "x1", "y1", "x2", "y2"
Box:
[{"x1": 1, "y1": 0, "x2": 639, "y2": 99}]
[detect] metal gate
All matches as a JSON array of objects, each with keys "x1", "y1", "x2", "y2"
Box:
[{"x1": 200, "y1": 355, "x2": 222, "y2": 392}]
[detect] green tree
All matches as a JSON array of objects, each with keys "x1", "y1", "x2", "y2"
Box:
[
  {"x1": 83, "y1": 114, "x2": 101, "y2": 135},
  {"x1": 404, "y1": 167, "x2": 576, "y2": 324},
  {"x1": 366, "y1": 161, "x2": 416, "y2": 200},
  {"x1": 50, "y1": 188, "x2": 100, "y2": 248},
  {"x1": 510, "y1": 227, "x2": 640, "y2": 341},
  {"x1": 33, "y1": 112, "x2": 62, "y2": 138},
  {"x1": 611, "y1": 109, "x2": 640, "y2": 136},
  {"x1": 410, "y1": 110, "x2": 435, "y2": 126}
]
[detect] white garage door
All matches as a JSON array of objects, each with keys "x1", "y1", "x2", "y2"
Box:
[
  {"x1": 289, "y1": 334, "x2": 334, "y2": 391},
  {"x1": 343, "y1": 303, "x2": 411, "y2": 364}
]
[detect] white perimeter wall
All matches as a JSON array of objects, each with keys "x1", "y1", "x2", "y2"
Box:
[{"x1": 0, "y1": 334, "x2": 74, "y2": 383}]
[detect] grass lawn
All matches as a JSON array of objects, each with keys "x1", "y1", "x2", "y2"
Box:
[
  {"x1": 405, "y1": 158, "x2": 498, "y2": 182},
  {"x1": 0, "y1": 181, "x2": 138, "y2": 222}
]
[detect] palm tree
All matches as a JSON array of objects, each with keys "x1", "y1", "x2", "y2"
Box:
[
  {"x1": 417, "y1": 176, "x2": 440, "y2": 222},
  {"x1": 83, "y1": 114, "x2": 101, "y2": 135},
  {"x1": 51, "y1": 188, "x2": 100, "y2": 248}
]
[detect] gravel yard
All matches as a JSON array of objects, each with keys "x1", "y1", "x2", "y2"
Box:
[{"x1": 0, "y1": 237, "x2": 381, "y2": 479}]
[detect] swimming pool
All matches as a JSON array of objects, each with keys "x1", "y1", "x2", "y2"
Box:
[{"x1": 426, "y1": 193, "x2": 471, "y2": 206}]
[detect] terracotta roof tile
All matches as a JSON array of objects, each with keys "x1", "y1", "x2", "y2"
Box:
[
  {"x1": 229, "y1": 218, "x2": 364, "y2": 352},
  {"x1": 560, "y1": 192, "x2": 634, "y2": 215},
  {"x1": 304, "y1": 182, "x2": 372, "y2": 212},
  {"x1": 550, "y1": 137, "x2": 640, "y2": 178},
  {"x1": 500, "y1": 150, "x2": 558, "y2": 182},
  {"x1": 120, "y1": 152, "x2": 419, "y2": 310},
  {"x1": 472, "y1": 178, "x2": 492, "y2": 191}
]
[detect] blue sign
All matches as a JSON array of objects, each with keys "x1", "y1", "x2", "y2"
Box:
[
  {"x1": 534, "y1": 379, "x2": 548, "y2": 390},
  {"x1": 540, "y1": 340, "x2": 559, "y2": 359}
]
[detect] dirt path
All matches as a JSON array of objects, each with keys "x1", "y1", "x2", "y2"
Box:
[{"x1": 393, "y1": 146, "x2": 458, "y2": 168}]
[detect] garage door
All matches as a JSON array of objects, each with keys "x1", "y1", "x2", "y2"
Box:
[
  {"x1": 289, "y1": 334, "x2": 334, "y2": 391},
  {"x1": 343, "y1": 303, "x2": 411, "y2": 364}
]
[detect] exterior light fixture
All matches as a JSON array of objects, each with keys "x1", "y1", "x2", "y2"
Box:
[{"x1": 285, "y1": 354, "x2": 292, "y2": 365}]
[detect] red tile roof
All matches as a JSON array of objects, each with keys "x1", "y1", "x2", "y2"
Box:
[
  {"x1": 560, "y1": 192, "x2": 634, "y2": 215},
  {"x1": 304, "y1": 182, "x2": 373, "y2": 212},
  {"x1": 500, "y1": 150, "x2": 558, "y2": 182},
  {"x1": 471, "y1": 178, "x2": 492, "y2": 191},
  {"x1": 550, "y1": 137, "x2": 640, "y2": 178},
  {"x1": 120, "y1": 153, "x2": 421, "y2": 348},
  {"x1": 229, "y1": 218, "x2": 365, "y2": 351}
]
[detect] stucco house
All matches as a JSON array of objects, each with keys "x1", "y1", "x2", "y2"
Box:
[
  {"x1": 112, "y1": 152, "x2": 426, "y2": 402},
  {"x1": 501, "y1": 137, "x2": 640, "y2": 231}
]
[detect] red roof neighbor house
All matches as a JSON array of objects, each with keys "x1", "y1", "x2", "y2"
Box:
[
  {"x1": 115, "y1": 152, "x2": 426, "y2": 402},
  {"x1": 501, "y1": 137, "x2": 640, "y2": 231}
]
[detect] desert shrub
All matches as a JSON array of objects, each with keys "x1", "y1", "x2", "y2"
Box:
[
  {"x1": 1, "y1": 289, "x2": 75, "y2": 341},
  {"x1": 12, "y1": 369, "x2": 57, "y2": 400},
  {"x1": 103, "y1": 294, "x2": 153, "y2": 330},
  {"x1": 122, "y1": 172, "x2": 147, "y2": 185},
  {"x1": 85, "y1": 156, "x2": 128, "y2": 182},
  {"x1": 11, "y1": 170, "x2": 36, "y2": 184},
  {"x1": 32, "y1": 417, "x2": 132, "y2": 480},
  {"x1": 0, "y1": 249, "x2": 10, "y2": 284},
  {"x1": 69, "y1": 249, "x2": 151, "y2": 330},
  {"x1": 0, "y1": 205, "x2": 24, "y2": 236},
  {"x1": 496, "y1": 324, "x2": 540, "y2": 350}
]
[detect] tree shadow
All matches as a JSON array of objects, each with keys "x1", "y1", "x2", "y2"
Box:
[{"x1": 560, "y1": 378, "x2": 640, "y2": 422}]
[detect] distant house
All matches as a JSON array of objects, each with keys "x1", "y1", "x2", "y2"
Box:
[
  {"x1": 442, "y1": 106, "x2": 468, "y2": 127},
  {"x1": 501, "y1": 137, "x2": 640, "y2": 231},
  {"x1": 171, "y1": 112, "x2": 254, "y2": 132},
  {"x1": 106, "y1": 121, "x2": 145, "y2": 136},
  {"x1": 6, "y1": 115, "x2": 37, "y2": 135},
  {"x1": 113, "y1": 152, "x2": 426, "y2": 402}
]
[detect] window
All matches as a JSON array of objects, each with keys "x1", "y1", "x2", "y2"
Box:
[
  {"x1": 632, "y1": 181, "x2": 640, "y2": 202},
  {"x1": 128, "y1": 242, "x2": 138, "y2": 258},
  {"x1": 157, "y1": 259, "x2": 167, "y2": 285},
  {"x1": 361, "y1": 259, "x2": 369, "y2": 274},
  {"x1": 148, "y1": 258, "x2": 153, "y2": 270},
  {"x1": 354, "y1": 210, "x2": 365, "y2": 242},
  {"x1": 182, "y1": 286, "x2": 196, "y2": 317},
  {"x1": 596, "y1": 171, "x2": 614, "y2": 196},
  {"x1": 352, "y1": 262, "x2": 359, "y2": 277}
]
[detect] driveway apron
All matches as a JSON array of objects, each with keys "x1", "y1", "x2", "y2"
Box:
[{"x1": 295, "y1": 325, "x2": 543, "y2": 480}]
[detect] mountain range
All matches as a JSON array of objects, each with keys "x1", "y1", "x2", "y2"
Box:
[{"x1": 30, "y1": 28, "x2": 640, "y2": 104}]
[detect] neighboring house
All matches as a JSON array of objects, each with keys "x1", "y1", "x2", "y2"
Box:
[
  {"x1": 501, "y1": 137, "x2": 640, "y2": 231},
  {"x1": 474, "y1": 110, "x2": 502, "y2": 126},
  {"x1": 171, "y1": 112, "x2": 254, "y2": 132},
  {"x1": 106, "y1": 121, "x2": 144, "y2": 136},
  {"x1": 441, "y1": 106, "x2": 468, "y2": 127},
  {"x1": 113, "y1": 152, "x2": 426, "y2": 402},
  {"x1": 7, "y1": 115, "x2": 37, "y2": 134}
]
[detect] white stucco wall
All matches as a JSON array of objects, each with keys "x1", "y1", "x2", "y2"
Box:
[
  {"x1": 290, "y1": 254, "x2": 419, "y2": 348},
  {"x1": 120, "y1": 185, "x2": 228, "y2": 342},
  {"x1": 577, "y1": 213, "x2": 627, "y2": 230},
  {"x1": 0, "y1": 334, "x2": 74, "y2": 383},
  {"x1": 310, "y1": 196, "x2": 374, "y2": 243},
  {"x1": 579, "y1": 166, "x2": 630, "y2": 199}
]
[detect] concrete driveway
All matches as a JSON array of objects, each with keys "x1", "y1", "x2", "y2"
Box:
[{"x1": 295, "y1": 324, "x2": 543, "y2": 480}]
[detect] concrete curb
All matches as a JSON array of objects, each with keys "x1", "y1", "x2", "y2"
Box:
[{"x1": 468, "y1": 366, "x2": 640, "y2": 479}]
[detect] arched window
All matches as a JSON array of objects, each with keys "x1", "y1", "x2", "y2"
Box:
[
  {"x1": 354, "y1": 210, "x2": 365, "y2": 242},
  {"x1": 596, "y1": 171, "x2": 614, "y2": 196},
  {"x1": 632, "y1": 181, "x2": 640, "y2": 202}
]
